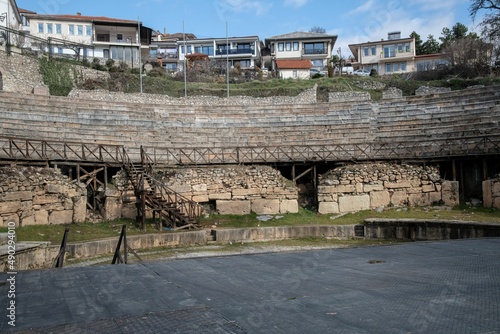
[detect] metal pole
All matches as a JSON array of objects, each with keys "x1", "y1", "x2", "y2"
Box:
[
  {"x1": 183, "y1": 20, "x2": 187, "y2": 97},
  {"x1": 226, "y1": 21, "x2": 229, "y2": 98},
  {"x1": 138, "y1": 17, "x2": 143, "y2": 93}
]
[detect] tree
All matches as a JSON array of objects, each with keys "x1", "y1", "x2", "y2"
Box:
[
  {"x1": 440, "y1": 22, "x2": 470, "y2": 48},
  {"x1": 470, "y1": 0, "x2": 500, "y2": 40},
  {"x1": 410, "y1": 31, "x2": 424, "y2": 55},
  {"x1": 309, "y1": 26, "x2": 326, "y2": 34},
  {"x1": 421, "y1": 34, "x2": 441, "y2": 54},
  {"x1": 442, "y1": 36, "x2": 493, "y2": 77}
]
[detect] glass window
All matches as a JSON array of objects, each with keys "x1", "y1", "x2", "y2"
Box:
[
  {"x1": 68, "y1": 25, "x2": 74, "y2": 35},
  {"x1": 278, "y1": 43, "x2": 284, "y2": 52},
  {"x1": 194, "y1": 46, "x2": 202, "y2": 53},
  {"x1": 293, "y1": 70, "x2": 297, "y2": 78},
  {"x1": 56, "y1": 24, "x2": 62, "y2": 34},
  {"x1": 77, "y1": 25, "x2": 83, "y2": 36},
  {"x1": 364, "y1": 47, "x2": 369, "y2": 56},
  {"x1": 405, "y1": 43, "x2": 411, "y2": 52},
  {"x1": 38, "y1": 23, "x2": 44, "y2": 33},
  {"x1": 371, "y1": 46, "x2": 376, "y2": 55},
  {"x1": 393, "y1": 62, "x2": 399, "y2": 71},
  {"x1": 397, "y1": 44, "x2": 403, "y2": 53},
  {"x1": 384, "y1": 45, "x2": 395, "y2": 58},
  {"x1": 103, "y1": 49, "x2": 110, "y2": 59},
  {"x1": 401, "y1": 62, "x2": 406, "y2": 71},
  {"x1": 304, "y1": 43, "x2": 325, "y2": 54},
  {"x1": 202, "y1": 45, "x2": 213, "y2": 55},
  {"x1": 293, "y1": 42, "x2": 299, "y2": 51},
  {"x1": 47, "y1": 23, "x2": 53, "y2": 34},
  {"x1": 312, "y1": 59, "x2": 323, "y2": 67},
  {"x1": 386, "y1": 63, "x2": 391, "y2": 73},
  {"x1": 58, "y1": 47, "x2": 63, "y2": 54},
  {"x1": 117, "y1": 34, "x2": 123, "y2": 41},
  {"x1": 86, "y1": 25, "x2": 92, "y2": 36},
  {"x1": 286, "y1": 42, "x2": 291, "y2": 51}
]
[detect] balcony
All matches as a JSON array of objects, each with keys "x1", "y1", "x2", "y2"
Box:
[
  {"x1": 95, "y1": 34, "x2": 138, "y2": 45},
  {"x1": 215, "y1": 48, "x2": 254, "y2": 56},
  {"x1": 303, "y1": 48, "x2": 327, "y2": 55}
]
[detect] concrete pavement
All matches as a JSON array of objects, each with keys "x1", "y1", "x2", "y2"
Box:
[{"x1": 1, "y1": 238, "x2": 499, "y2": 333}]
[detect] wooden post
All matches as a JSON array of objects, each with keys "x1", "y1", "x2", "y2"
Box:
[{"x1": 452, "y1": 160, "x2": 457, "y2": 181}]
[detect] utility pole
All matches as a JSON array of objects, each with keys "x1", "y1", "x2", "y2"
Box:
[
  {"x1": 138, "y1": 17, "x2": 143, "y2": 93},
  {"x1": 183, "y1": 20, "x2": 187, "y2": 98}
]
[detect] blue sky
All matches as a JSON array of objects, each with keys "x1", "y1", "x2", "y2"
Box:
[{"x1": 16, "y1": 0, "x2": 477, "y2": 56}]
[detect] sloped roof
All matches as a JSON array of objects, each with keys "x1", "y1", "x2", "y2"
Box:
[
  {"x1": 276, "y1": 59, "x2": 312, "y2": 69},
  {"x1": 268, "y1": 31, "x2": 335, "y2": 40},
  {"x1": 23, "y1": 13, "x2": 140, "y2": 25}
]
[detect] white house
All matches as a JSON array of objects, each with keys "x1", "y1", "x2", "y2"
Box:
[{"x1": 0, "y1": 0, "x2": 22, "y2": 49}]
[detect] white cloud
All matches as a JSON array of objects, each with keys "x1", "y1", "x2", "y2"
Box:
[
  {"x1": 346, "y1": 0, "x2": 376, "y2": 16},
  {"x1": 283, "y1": 0, "x2": 310, "y2": 8},
  {"x1": 214, "y1": 0, "x2": 272, "y2": 17}
]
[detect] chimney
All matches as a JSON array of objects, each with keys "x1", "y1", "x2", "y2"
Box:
[{"x1": 164, "y1": 27, "x2": 166, "y2": 35}]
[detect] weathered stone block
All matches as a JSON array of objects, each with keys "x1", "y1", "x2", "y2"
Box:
[
  {"x1": 0, "y1": 201, "x2": 21, "y2": 214},
  {"x1": 318, "y1": 201, "x2": 339, "y2": 214},
  {"x1": 21, "y1": 215, "x2": 35, "y2": 227},
  {"x1": 35, "y1": 210, "x2": 49, "y2": 225},
  {"x1": 422, "y1": 184, "x2": 436, "y2": 193},
  {"x1": 339, "y1": 195, "x2": 370, "y2": 213},
  {"x1": 104, "y1": 196, "x2": 122, "y2": 221},
  {"x1": 33, "y1": 195, "x2": 60, "y2": 205},
  {"x1": 493, "y1": 197, "x2": 500, "y2": 209},
  {"x1": 442, "y1": 181, "x2": 459, "y2": 207},
  {"x1": 408, "y1": 193, "x2": 430, "y2": 207},
  {"x1": 46, "y1": 184, "x2": 67, "y2": 194},
  {"x1": 73, "y1": 197, "x2": 86, "y2": 223},
  {"x1": 280, "y1": 200, "x2": 298, "y2": 214},
  {"x1": 4, "y1": 214, "x2": 19, "y2": 227},
  {"x1": 493, "y1": 182, "x2": 500, "y2": 196},
  {"x1": 2, "y1": 191, "x2": 33, "y2": 201},
  {"x1": 217, "y1": 200, "x2": 251, "y2": 215},
  {"x1": 251, "y1": 199, "x2": 280, "y2": 215},
  {"x1": 370, "y1": 191, "x2": 390, "y2": 208},
  {"x1": 232, "y1": 188, "x2": 261, "y2": 197},
  {"x1": 49, "y1": 210, "x2": 73, "y2": 225},
  {"x1": 483, "y1": 180, "x2": 493, "y2": 208},
  {"x1": 384, "y1": 181, "x2": 412, "y2": 189},
  {"x1": 364, "y1": 184, "x2": 384, "y2": 192},
  {"x1": 192, "y1": 184, "x2": 208, "y2": 192},
  {"x1": 391, "y1": 191, "x2": 408, "y2": 206},
  {"x1": 429, "y1": 192, "x2": 442, "y2": 205},
  {"x1": 192, "y1": 194, "x2": 209, "y2": 203},
  {"x1": 209, "y1": 192, "x2": 232, "y2": 200}
]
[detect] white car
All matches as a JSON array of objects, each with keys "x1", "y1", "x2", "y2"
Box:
[{"x1": 353, "y1": 69, "x2": 370, "y2": 77}]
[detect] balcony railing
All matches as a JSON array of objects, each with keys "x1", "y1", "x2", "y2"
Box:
[
  {"x1": 95, "y1": 35, "x2": 138, "y2": 44},
  {"x1": 303, "y1": 48, "x2": 327, "y2": 55},
  {"x1": 215, "y1": 48, "x2": 255, "y2": 56}
]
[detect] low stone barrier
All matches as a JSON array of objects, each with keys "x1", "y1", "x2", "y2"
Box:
[
  {"x1": 364, "y1": 218, "x2": 500, "y2": 240},
  {"x1": 212, "y1": 225, "x2": 358, "y2": 243}
]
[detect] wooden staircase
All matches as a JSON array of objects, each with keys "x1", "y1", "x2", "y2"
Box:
[{"x1": 121, "y1": 148, "x2": 202, "y2": 231}]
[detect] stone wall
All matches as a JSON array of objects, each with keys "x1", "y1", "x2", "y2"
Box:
[
  {"x1": 415, "y1": 86, "x2": 452, "y2": 96},
  {"x1": 69, "y1": 85, "x2": 317, "y2": 106},
  {"x1": 158, "y1": 165, "x2": 298, "y2": 215},
  {"x1": 0, "y1": 52, "x2": 43, "y2": 93},
  {"x1": 0, "y1": 167, "x2": 87, "y2": 226},
  {"x1": 318, "y1": 163, "x2": 459, "y2": 214},
  {"x1": 329, "y1": 91, "x2": 371, "y2": 103},
  {"x1": 483, "y1": 174, "x2": 500, "y2": 209}
]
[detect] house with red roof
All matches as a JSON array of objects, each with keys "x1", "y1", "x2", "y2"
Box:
[
  {"x1": 20, "y1": 11, "x2": 152, "y2": 65},
  {"x1": 264, "y1": 31, "x2": 337, "y2": 79}
]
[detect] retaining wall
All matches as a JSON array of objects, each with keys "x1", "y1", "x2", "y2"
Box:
[{"x1": 483, "y1": 175, "x2": 500, "y2": 209}]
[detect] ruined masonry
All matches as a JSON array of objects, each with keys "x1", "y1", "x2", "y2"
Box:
[
  {"x1": 483, "y1": 174, "x2": 500, "y2": 209},
  {"x1": 0, "y1": 167, "x2": 87, "y2": 227},
  {"x1": 318, "y1": 163, "x2": 459, "y2": 214}
]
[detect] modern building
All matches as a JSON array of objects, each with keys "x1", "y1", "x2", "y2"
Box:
[
  {"x1": 264, "y1": 31, "x2": 337, "y2": 77},
  {"x1": 20, "y1": 11, "x2": 152, "y2": 65},
  {"x1": 149, "y1": 31, "x2": 196, "y2": 72},
  {"x1": 178, "y1": 36, "x2": 261, "y2": 71},
  {"x1": 349, "y1": 31, "x2": 416, "y2": 75},
  {"x1": 415, "y1": 53, "x2": 450, "y2": 71}
]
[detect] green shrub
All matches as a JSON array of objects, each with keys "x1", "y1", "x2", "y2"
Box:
[{"x1": 39, "y1": 57, "x2": 73, "y2": 96}]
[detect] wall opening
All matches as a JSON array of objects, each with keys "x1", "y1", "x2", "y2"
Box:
[{"x1": 0, "y1": 69, "x2": 3, "y2": 91}]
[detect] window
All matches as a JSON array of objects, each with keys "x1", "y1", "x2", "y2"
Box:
[
  {"x1": 77, "y1": 25, "x2": 83, "y2": 36},
  {"x1": 393, "y1": 62, "x2": 399, "y2": 72},
  {"x1": 386, "y1": 63, "x2": 392, "y2": 73},
  {"x1": 58, "y1": 47, "x2": 63, "y2": 54},
  {"x1": 194, "y1": 46, "x2": 202, "y2": 53},
  {"x1": 383, "y1": 45, "x2": 396, "y2": 58},
  {"x1": 68, "y1": 25, "x2": 74, "y2": 35},
  {"x1": 165, "y1": 63, "x2": 177, "y2": 70},
  {"x1": 56, "y1": 24, "x2": 61, "y2": 34},
  {"x1": 239, "y1": 60, "x2": 251, "y2": 68},
  {"x1": 293, "y1": 70, "x2": 298, "y2": 79},
  {"x1": 293, "y1": 42, "x2": 299, "y2": 51},
  {"x1": 278, "y1": 42, "x2": 284, "y2": 52},
  {"x1": 371, "y1": 46, "x2": 376, "y2": 55},
  {"x1": 364, "y1": 47, "x2": 369, "y2": 56},
  {"x1": 201, "y1": 45, "x2": 212, "y2": 55},
  {"x1": 311, "y1": 59, "x2": 323, "y2": 67},
  {"x1": 86, "y1": 25, "x2": 92, "y2": 36},
  {"x1": 103, "y1": 49, "x2": 110, "y2": 59},
  {"x1": 304, "y1": 42, "x2": 325, "y2": 54},
  {"x1": 47, "y1": 23, "x2": 53, "y2": 34},
  {"x1": 285, "y1": 42, "x2": 291, "y2": 51},
  {"x1": 401, "y1": 62, "x2": 406, "y2": 71},
  {"x1": 117, "y1": 34, "x2": 123, "y2": 41},
  {"x1": 397, "y1": 44, "x2": 403, "y2": 53},
  {"x1": 38, "y1": 23, "x2": 44, "y2": 33},
  {"x1": 405, "y1": 43, "x2": 411, "y2": 52}
]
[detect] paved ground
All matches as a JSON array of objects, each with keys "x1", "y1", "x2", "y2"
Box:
[{"x1": 0, "y1": 238, "x2": 499, "y2": 333}]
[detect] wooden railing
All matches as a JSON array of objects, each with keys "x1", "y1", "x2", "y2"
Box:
[
  {"x1": 0, "y1": 137, "x2": 124, "y2": 163},
  {"x1": 142, "y1": 134, "x2": 500, "y2": 166}
]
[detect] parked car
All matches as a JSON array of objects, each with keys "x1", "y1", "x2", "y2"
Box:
[
  {"x1": 353, "y1": 69, "x2": 370, "y2": 77},
  {"x1": 310, "y1": 69, "x2": 325, "y2": 77}
]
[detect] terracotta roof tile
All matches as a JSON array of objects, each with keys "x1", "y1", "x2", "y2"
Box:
[{"x1": 276, "y1": 59, "x2": 312, "y2": 69}]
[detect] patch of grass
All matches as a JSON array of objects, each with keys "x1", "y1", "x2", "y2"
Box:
[{"x1": 202, "y1": 207, "x2": 500, "y2": 229}]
